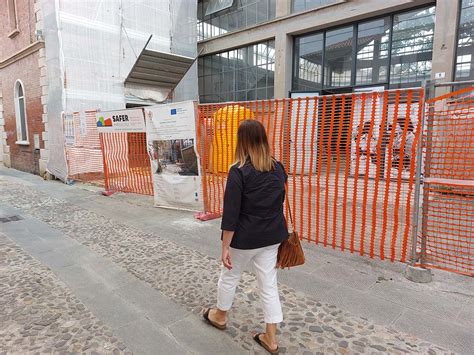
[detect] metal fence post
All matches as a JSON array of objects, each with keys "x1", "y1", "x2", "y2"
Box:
[
  {"x1": 404, "y1": 81, "x2": 435, "y2": 283},
  {"x1": 99, "y1": 132, "x2": 110, "y2": 193},
  {"x1": 409, "y1": 80, "x2": 435, "y2": 266}
]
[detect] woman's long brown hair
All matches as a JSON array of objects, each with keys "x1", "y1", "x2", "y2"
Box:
[{"x1": 234, "y1": 119, "x2": 274, "y2": 172}]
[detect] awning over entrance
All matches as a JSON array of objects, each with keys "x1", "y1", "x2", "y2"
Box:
[{"x1": 125, "y1": 48, "x2": 194, "y2": 91}]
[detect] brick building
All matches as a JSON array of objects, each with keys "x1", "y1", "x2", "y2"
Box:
[{"x1": 0, "y1": 0, "x2": 48, "y2": 175}]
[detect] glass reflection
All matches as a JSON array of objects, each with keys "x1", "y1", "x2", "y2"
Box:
[
  {"x1": 198, "y1": 40, "x2": 275, "y2": 103},
  {"x1": 324, "y1": 26, "x2": 353, "y2": 88}
]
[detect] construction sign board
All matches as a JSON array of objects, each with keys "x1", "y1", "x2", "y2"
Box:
[
  {"x1": 145, "y1": 101, "x2": 203, "y2": 211},
  {"x1": 96, "y1": 108, "x2": 145, "y2": 133}
]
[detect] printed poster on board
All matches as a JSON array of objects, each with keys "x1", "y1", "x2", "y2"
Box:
[
  {"x1": 95, "y1": 108, "x2": 145, "y2": 133},
  {"x1": 64, "y1": 113, "x2": 75, "y2": 146},
  {"x1": 145, "y1": 101, "x2": 202, "y2": 211},
  {"x1": 79, "y1": 111, "x2": 88, "y2": 137}
]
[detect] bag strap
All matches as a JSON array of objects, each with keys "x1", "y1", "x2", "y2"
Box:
[
  {"x1": 285, "y1": 187, "x2": 294, "y2": 233},
  {"x1": 277, "y1": 160, "x2": 294, "y2": 233}
]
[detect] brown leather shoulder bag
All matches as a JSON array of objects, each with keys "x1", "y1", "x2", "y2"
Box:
[{"x1": 276, "y1": 191, "x2": 305, "y2": 269}]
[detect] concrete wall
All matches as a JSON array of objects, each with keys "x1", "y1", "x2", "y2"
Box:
[
  {"x1": 431, "y1": 0, "x2": 462, "y2": 96},
  {"x1": 0, "y1": 0, "x2": 45, "y2": 174}
]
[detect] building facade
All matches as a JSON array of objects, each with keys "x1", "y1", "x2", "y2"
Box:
[
  {"x1": 0, "y1": 0, "x2": 48, "y2": 174},
  {"x1": 1, "y1": 0, "x2": 197, "y2": 178},
  {"x1": 41, "y1": 0, "x2": 197, "y2": 181},
  {"x1": 197, "y1": 0, "x2": 474, "y2": 103}
]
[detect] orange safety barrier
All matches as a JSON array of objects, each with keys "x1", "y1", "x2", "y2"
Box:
[
  {"x1": 64, "y1": 109, "x2": 153, "y2": 196},
  {"x1": 420, "y1": 86, "x2": 474, "y2": 276},
  {"x1": 100, "y1": 132, "x2": 154, "y2": 196},
  {"x1": 64, "y1": 110, "x2": 104, "y2": 186},
  {"x1": 196, "y1": 88, "x2": 424, "y2": 262}
]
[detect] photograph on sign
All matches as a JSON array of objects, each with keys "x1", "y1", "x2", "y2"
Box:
[{"x1": 149, "y1": 138, "x2": 198, "y2": 176}]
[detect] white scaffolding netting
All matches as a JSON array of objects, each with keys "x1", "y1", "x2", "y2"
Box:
[{"x1": 44, "y1": 0, "x2": 197, "y2": 181}]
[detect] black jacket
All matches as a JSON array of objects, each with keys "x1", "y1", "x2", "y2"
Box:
[{"x1": 221, "y1": 160, "x2": 289, "y2": 249}]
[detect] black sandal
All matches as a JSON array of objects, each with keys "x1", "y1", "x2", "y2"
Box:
[
  {"x1": 253, "y1": 333, "x2": 279, "y2": 354},
  {"x1": 202, "y1": 308, "x2": 227, "y2": 330}
]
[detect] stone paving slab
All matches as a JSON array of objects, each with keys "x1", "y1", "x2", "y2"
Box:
[
  {"x1": 0, "y1": 176, "x2": 456, "y2": 354},
  {"x1": 1, "y1": 207, "x2": 243, "y2": 354},
  {"x1": 394, "y1": 310, "x2": 473, "y2": 355},
  {"x1": 0, "y1": 233, "x2": 130, "y2": 354}
]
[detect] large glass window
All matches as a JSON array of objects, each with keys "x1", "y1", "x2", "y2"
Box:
[
  {"x1": 293, "y1": 33, "x2": 323, "y2": 91},
  {"x1": 292, "y1": 5, "x2": 435, "y2": 92},
  {"x1": 389, "y1": 7, "x2": 435, "y2": 88},
  {"x1": 455, "y1": 0, "x2": 474, "y2": 81},
  {"x1": 198, "y1": 40, "x2": 275, "y2": 103},
  {"x1": 198, "y1": 0, "x2": 276, "y2": 41},
  {"x1": 356, "y1": 18, "x2": 390, "y2": 86},
  {"x1": 324, "y1": 26, "x2": 353, "y2": 88},
  {"x1": 292, "y1": 0, "x2": 339, "y2": 13}
]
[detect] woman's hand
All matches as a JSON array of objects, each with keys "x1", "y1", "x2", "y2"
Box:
[{"x1": 222, "y1": 245, "x2": 232, "y2": 270}]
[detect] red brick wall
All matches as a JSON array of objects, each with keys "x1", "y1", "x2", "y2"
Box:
[
  {"x1": 1, "y1": 53, "x2": 44, "y2": 174},
  {"x1": 1, "y1": 0, "x2": 44, "y2": 174},
  {"x1": 0, "y1": 0, "x2": 38, "y2": 53}
]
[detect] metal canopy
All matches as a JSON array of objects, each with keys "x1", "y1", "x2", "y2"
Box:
[
  {"x1": 125, "y1": 47, "x2": 194, "y2": 90},
  {"x1": 205, "y1": 0, "x2": 234, "y2": 16}
]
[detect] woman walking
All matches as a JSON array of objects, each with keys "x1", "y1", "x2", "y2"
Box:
[{"x1": 203, "y1": 119, "x2": 288, "y2": 354}]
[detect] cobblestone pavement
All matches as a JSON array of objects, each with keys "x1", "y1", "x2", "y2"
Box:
[
  {"x1": 0, "y1": 233, "x2": 130, "y2": 354},
  {"x1": 0, "y1": 177, "x2": 454, "y2": 354}
]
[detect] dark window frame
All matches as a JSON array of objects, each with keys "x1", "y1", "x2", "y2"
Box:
[
  {"x1": 14, "y1": 80, "x2": 29, "y2": 144},
  {"x1": 198, "y1": 39, "x2": 276, "y2": 103},
  {"x1": 454, "y1": 0, "x2": 473, "y2": 82},
  {"x1": 291, "y1": 4, "x2": 436, "y2": 94},
  {"x1": 198, "y1": 0, "x2": 276, "y2": 41},
  {"x1": 291, "y1": 0, "x2": 341, "y2": 14}
]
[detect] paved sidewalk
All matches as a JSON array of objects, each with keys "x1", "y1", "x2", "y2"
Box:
[
  {"x1": 0, "y1": 233, "x2": 131, "y2": 354},
  {"x1": 1, "y1": 167, "x2": 468, "y2": 354},
  {"x1": 0, "y1": 209, "x2": 242, "y2": 355}
]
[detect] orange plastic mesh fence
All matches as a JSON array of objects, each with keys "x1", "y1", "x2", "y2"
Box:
[
  {"x1": 197, "y1": 88, "x2": 424, "y2": 262},
  {"x1": 64, "y1": 110, "x2": 104, "y2": 185},
  {"x1": 63, "y1": 110, "x2": 153, "y2": 196},
  {"x1": 420, "y1": 87, "x2": 474, "y2": 276},
  {"x1": 100, "y1": 132, "x2": 154, "y2": 196}
]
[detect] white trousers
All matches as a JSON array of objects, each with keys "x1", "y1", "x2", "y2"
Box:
[{"x1": 217, "y1": 243, "x2": 283, "y2": 324}]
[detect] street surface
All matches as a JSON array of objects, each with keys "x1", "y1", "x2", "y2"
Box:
[{"x1": 1, "y1": 167, "x2": 472, "y2": 354}]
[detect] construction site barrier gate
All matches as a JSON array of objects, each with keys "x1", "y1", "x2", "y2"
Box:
[{"x1": 63, "y1": 85, "x2": 473, "y2": 276}]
